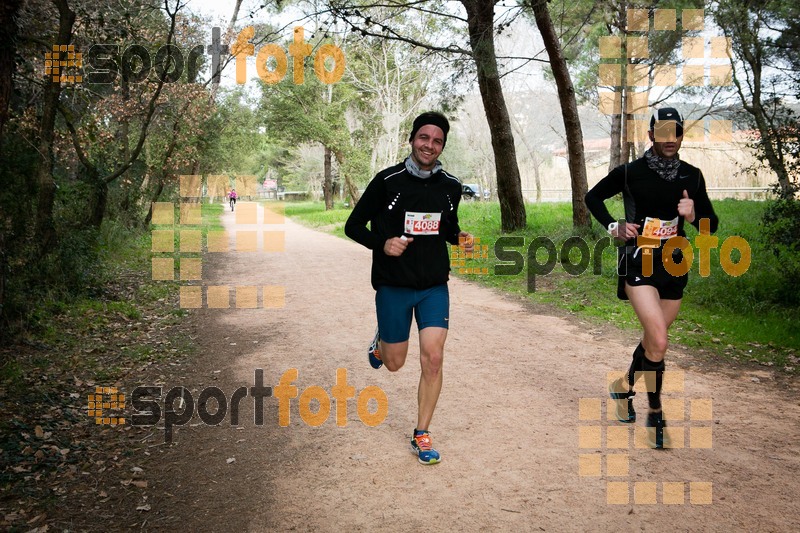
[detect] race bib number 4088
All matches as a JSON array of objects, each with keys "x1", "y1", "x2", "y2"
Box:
[{"x1": 404, "y1": 212, "x2": 442, "y2": 235}]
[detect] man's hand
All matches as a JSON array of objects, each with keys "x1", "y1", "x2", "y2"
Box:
[
  {"x1": 612, "y1": 223, "x2": 641, "y2": 240},
  {"x1": 678, "y1": 189, "x2": 695, "y2": 223},
  {"x1": 384, "y1": 235, "x2": 414, "y2": 256},
  {"x1": 458, "y1": 231, "x2": 474, "y2": 255}
]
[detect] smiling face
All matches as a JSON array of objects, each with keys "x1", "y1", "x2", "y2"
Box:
[
  {"x1": 410, "y1": 124, "x2": 445, "y2": 170},
  {"x1": 649, "y1": 121, "x2": 683, "y2": 159}
]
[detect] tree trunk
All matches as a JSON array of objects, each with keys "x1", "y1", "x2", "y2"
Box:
[
  {"x1": 34, "y1": 0, "x2": 75, "y2": 252},
  {"x1": 462, "y1": 0, "x2": 526, "y2": 232},
  {"x1": 0, "y1": 229, "x2": 6, "y2": 341},
  {"x1": 323, "y1": 144, "x2": 333, "y2": 209},
  {"x1": 118, "y1": 78, "x2": 131, "y2": 211},
  {"x1": 750, "y1": 103, "x2": 792, "y2": 196},
  {"x1": 345, "y1": 172, "x2": 360, "y2": 205},
  {"x1": 334, "y1": 149, "x2": 361, "y2": 205},
  {"x1": 510, "y1": 113, "x2": 541, "y2": 202},
  {"x1": 209, "y1": 0, "x2": 244, "y2": 102},
  {"x1": 615, "y1": 1, "x2": 632, "y2": 165},
  {"x1": 0, "y1": 0, "x2": 22, "y2": 334},
  {"x1": 0, "y1": 0, "x2": 23, "y2": 141},
  {"x1": 608, "y1": 108, "x2": 622, "y2": 171},
  {"x1": 144, "y1": 175, "x2": 165, "y2": 226},
  {"x1": 89, "y1": 171, "x2": 107, "y2": 228},
  {"x1": 621, "y1": 87, "x2": 631, "y2": 163},
  {"x1": 186, "y1": 0, "x2": 243, "y2": 178},
  {"x1": 530, "y1": 0, "x2": 590, "y2": 228}
]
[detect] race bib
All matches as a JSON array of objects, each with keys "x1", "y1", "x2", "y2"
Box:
[
  {"x1": 642, "y1": 216, "x2": 679, "y2": 240},
  {"x1": 404, "y1": 212, "x2": 441, "y2": 235}
]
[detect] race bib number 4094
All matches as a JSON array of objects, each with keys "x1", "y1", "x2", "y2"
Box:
[
  {"x1": 404, "y1": 212, "x2": 442, "y2": 235},
  {"x1": 642, "y1": 216, "x2": 679, "y2": 240}
]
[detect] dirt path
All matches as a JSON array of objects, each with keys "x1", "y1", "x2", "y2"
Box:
[{"x1": 143, "y1": 202, "x2": 799, "y2": 532}]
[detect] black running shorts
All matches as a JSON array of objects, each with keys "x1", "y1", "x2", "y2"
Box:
[{"x1": 616, "y1": 246, "x2": 689, "y2": 301}]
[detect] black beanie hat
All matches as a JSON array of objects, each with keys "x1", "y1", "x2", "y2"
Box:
[{"x1": 409, "y1": 112, "x2": 450, "y2": 147}]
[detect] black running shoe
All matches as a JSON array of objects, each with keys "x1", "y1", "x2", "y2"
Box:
[
  {"x1": 646, "y1": 411, "x2": 670, "y2": 449},
  {"x1": 609, "y1": 377, "x2": 636, "y2": 423}
]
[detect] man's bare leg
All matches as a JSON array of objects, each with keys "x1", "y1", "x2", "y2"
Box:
[
  {"x1": 379, "y1": 340, "x2": 410, "y2": 372},
  {"x1": 416, "y1": 326, "x2": 447, "y2": 430},
  {"x1": 625, "y1": 284, "x2": 682, "y2": 448}
]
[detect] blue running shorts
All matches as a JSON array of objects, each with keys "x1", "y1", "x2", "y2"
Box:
[{"x1": 375, "y1": 284, "x2": 449, "y2": 343}]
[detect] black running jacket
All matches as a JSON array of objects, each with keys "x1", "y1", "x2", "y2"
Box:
[{"x1": 345, "y1": 162, "x2": 463, "y2": 290}]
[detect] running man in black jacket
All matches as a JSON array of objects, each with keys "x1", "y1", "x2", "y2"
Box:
[
  {"x1": 345, "y1": 112, "x2": 473, "y2": 464},
  {"x1": 585, "y1": 107, "x2": 719, "y2": 448}
]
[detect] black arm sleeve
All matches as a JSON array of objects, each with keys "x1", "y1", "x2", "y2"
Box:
[
  {"x1": 344, "y1": 177, "x2": 385, "y2": 250},
  {"x1": 690, "y1": 171, "x2": 719, "y2": 234},
  {"x1": 585, "y1": 165, "x2": 625, "y2": 228}
]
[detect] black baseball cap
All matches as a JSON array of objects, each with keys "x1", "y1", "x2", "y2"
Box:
[{"x1": 650, "y1": 107, "x2": 684, "y2": 138}]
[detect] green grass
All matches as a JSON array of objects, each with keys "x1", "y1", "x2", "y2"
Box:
[
  {"x1": 283, "y1": 201, "x2": 351, "y2": 239},
  {"x1": 285, "y1": 199, "x2": 799, "y2": 370}
]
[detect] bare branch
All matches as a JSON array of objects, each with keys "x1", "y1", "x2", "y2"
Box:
[
  {"x1": 325, "y1": 2, "x2": 472, "y2": 56},
  {"x1": 57, "y1": 102, "x2": 95, "y2": 175},
  {"x1": 103, "y1": 0, "x2": 181, "y2": 185}
]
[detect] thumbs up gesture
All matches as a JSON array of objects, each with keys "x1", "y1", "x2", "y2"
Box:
[{"x1": 678, "y1": 189, "x2": 695, "y2": 223}]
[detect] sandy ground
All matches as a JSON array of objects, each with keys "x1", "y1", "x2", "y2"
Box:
[{"x1": 142, "y1": 202, "x2": 800, "y2": 532}]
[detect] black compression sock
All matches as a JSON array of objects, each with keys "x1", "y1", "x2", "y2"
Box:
[
  {"x1": 626, "y1": 342, "x2": 645, "y2": 390},
  {"x1": 642, "y1": 355, "x2": 665, "y2": 410}
]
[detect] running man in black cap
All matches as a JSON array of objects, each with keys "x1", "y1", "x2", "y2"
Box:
[
  {"x1": 345, "y1": 111, "x2": 473, "y2": 464},
  {"x1": 585, "y1": 107, "x2": 719, "y2": 448}
]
